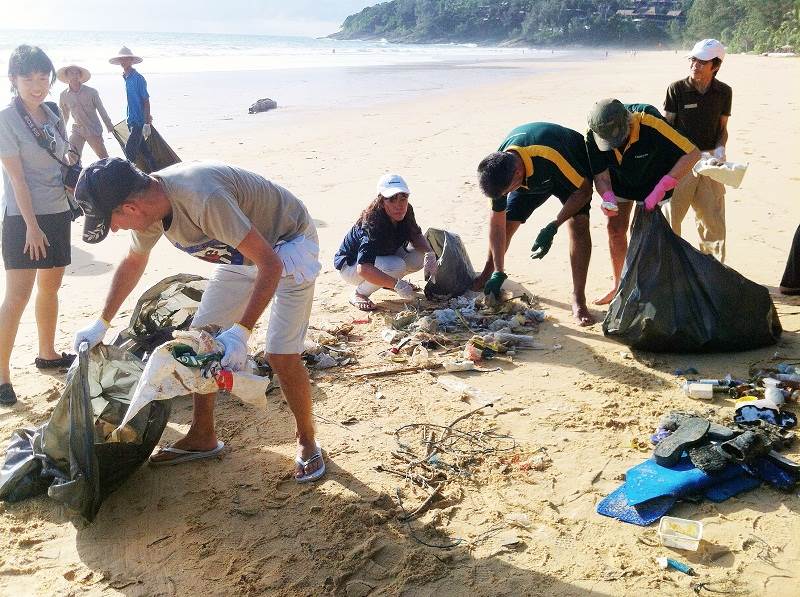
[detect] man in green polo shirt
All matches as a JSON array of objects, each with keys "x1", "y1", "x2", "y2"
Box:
[
  {"x1": 475, "y1": 122, "x2": 594, "y2": 326},
  {"x1": 586, "y1": 99, "x2": 700, "y2": 305},
  {"x1": 663, "y1": 39, "x2": 732, "y2": 263}
]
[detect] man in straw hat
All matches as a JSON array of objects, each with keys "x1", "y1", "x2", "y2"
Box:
[
  {"x1": 663, "y1": 39, "x2": 732, "y2": 263},
  {"x1": 57, "y1": 64, "x2": 114, "y2": 160},
  {"x1": 109, "y1": 46, "x2": 155, "y2": 171}
]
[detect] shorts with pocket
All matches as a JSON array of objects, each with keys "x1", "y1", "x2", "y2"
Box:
[{"x1": 2, "y1": 211, "x2": 71, "y2": 270}]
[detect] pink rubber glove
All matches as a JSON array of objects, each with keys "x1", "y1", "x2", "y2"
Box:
[
  {"x1": 643, "y1": 175, "x2": 678, "y2": 211},
  {"x1": 600, "y1": 190, "x2": 619, "y2": 217}
]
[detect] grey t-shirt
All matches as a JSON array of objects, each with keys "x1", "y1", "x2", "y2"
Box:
[
  {"x1": 0, "y1": 101, "x2": 70, "y2": 216},
  {"x1": 131, "y1": 161, "x2": 311, "y2": 266}
]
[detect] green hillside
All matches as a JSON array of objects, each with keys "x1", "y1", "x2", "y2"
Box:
[{"x1": 331, "y1": 0, "x2": 800, "y2": 52}]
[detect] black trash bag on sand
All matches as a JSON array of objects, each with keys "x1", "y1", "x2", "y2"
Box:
[
  {"x1": 602, "y1": 207, "x2": 781, "y2": 352},
  {"x1": 0, "y1": 275, "x2": 208, "y2": 520},
  {"x1": 0, "y1": 344, "x2": 169, "y2": 521},
  {"x1": 424, "y1": 228, "x2": 476, "y2": 298}
]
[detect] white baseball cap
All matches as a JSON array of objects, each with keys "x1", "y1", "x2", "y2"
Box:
[
  {"x1": 688, "y1": 39, "x2": 725, "y2": 61},
  {"x1": 376, "y1": 173, "x2": 410, "y2": 197}
]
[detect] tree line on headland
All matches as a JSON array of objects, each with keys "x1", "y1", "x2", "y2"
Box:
[{"x1": 331, "y1": 0, "x2": 800, "y2": 53}]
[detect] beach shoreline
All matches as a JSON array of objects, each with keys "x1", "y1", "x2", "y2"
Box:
[{"x1": 0, "y1": 48, "x2": 799, "y2": 596}]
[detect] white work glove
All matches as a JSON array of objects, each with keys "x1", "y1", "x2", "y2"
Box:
[
  {"x1": 216, "y1": 324, "x2": 251, "y2": 372},
  {"x1": 713, "y1": 146, "x2": 726, "y2": 162},
  {"x1": 423, "y1": 252, "x2": 438, "y2": 282},
  {"x1": 73, "y1": 318, "x2": 109, "y2": 352},
  {"x1": 142, "y1": 123, "x2": 151, "y2": 140},
  {"x1": 275, "y1": 237, "x2": 321, "y2": 284},
  {"x1": 394, "y1": 279, "x2": 416, "y2": 300}
]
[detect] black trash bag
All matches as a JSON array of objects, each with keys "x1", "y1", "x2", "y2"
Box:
[
  {"x1": 112, "y1": 120, "x2": 181, "y2": 174},
  {"x1": 0, "y1": 344, "x2": 169, "y2": 521},
  {"x1": 423, "y1": 228, "x2": 476, "y2": 298},
  {"x1": 113, "y1": 274, "x2": 208, "y2": 359},
  {"x1": 602, "y1": 207, "x2": 781, "y2": 352}
]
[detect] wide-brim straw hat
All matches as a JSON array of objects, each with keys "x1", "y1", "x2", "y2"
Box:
[
  {"x1": 109, "y1": 46, "x2": 143, "y2": 65},
  {"x1": 56, "y1": 64, "x2": 91, "y2": 84}
]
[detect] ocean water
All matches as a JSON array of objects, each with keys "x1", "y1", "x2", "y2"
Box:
[
  {"x1": 0, "y1": 29, "x2": 572, "y2": 150},
  {"x1": 0, "y1": 30, "x2": 552, "y2": 77}
]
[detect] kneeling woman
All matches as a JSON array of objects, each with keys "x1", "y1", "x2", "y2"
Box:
[{"x1": 335, "y1": 174, "x2": 437, "y2": 311}]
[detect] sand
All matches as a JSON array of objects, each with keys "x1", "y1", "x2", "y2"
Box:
[{"x1": 1, "y1": 50, "x2": 799, "y2": 596}]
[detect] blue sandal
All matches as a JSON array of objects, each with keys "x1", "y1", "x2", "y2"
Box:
[{"x1": 295, "y1": 442, "x2": 326, "y2": 483}]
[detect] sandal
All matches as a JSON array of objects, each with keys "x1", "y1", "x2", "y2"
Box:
[
  {"x1": 0, "y1": 383, "x2": 16, "y2": 406},
  {"x1": 349, "y1": 293, "x2": 376, "y2": 312},
  {"x1": 34, "y1": 352, "x2": 76, "y2": 370},
  {"x1": 295, "y1": 442, "x2": 326, "y2": 483},
  {"x1": 654, "y1": 416, "x2": 710, "y2": 467}
]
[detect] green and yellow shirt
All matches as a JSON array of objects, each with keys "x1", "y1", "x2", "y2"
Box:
[
  {"x1": 586, "y1": 103, "x2": 696, "y2": 202},
  {"x1": 491, "y1": 122, "x2": 590, "y2": 212}
]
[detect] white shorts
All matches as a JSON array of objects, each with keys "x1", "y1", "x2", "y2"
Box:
[{"x1": 192, "y1": 231, "x2": 317, "y2": 354}]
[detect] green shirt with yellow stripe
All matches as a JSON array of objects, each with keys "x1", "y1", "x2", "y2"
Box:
[
  {"x1": 585, "y1": 103, "x2": 696, "y2": 202},
  {"x1": 491, "y1": 122, "x2": 590, "y2": 212}
]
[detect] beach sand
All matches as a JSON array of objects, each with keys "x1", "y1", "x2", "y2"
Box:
[{"x1": 1, "y1": 50, "x2": 799, "y2": 596}]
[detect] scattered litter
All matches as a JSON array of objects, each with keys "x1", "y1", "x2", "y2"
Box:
[
  {"x1": 499, "y1": 531, "x2": 521, "y2": 547},
  {"x1": 505, "y1": 512, "x2": 531, "y2": 528},
  {"x1": 437, "y1": 375, "x2": 502, "y2": 405},
  {"x1": 674, "y1": 367, "x2": 699, "y2": 376},
  {"x1": 658, "y1": 516, "x2": 703, "y2": 551},
  {"x1": 655, "y1": 556, "x2": 695, "y2": 576}
]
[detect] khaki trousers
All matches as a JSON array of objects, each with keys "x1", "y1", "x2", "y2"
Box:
[{"x1": 664, "y1": 172, "x2": 726, "y2": 263}]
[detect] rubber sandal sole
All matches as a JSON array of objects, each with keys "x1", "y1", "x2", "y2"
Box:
[
  {"x1": 149, "y1": 441, "x2": 225, "y2": 466},
  {"x1": 654, "y1": 416, "x2": 711, "y2": 467}
]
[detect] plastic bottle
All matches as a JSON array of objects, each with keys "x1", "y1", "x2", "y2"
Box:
[
  {"x1": 682, "y1": 382, "x2": 726, "y2": 400},
  {"x1": 763, "y1": 378, "x2": 785, "y2": 406}
]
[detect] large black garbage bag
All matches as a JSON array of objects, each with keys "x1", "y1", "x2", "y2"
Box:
[
  {"x1": 602, "y1": 207, "x2": 781, "y2": 352},
  {"x1": 112, "y1": 120, "x2": 181, "y2": 174},
  {"x1": 0, "y1": 344, "x2": 169, "y2": 521},
  {"x1": 424, "y1": 228, "x2": 476, "y2": 298}
]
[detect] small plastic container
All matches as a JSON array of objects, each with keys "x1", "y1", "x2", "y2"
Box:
[{"x1": 658, "y1": 516, "x2": 703, "y2": 551}]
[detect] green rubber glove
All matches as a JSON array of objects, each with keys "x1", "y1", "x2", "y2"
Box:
[
  {"x1": 483, "y1": 271, "x2": 508, "y2": 299},
  {"x1": 531, "y1": 221, "x2": 559, "y2": 260}
]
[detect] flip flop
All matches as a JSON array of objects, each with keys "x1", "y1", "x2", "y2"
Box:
[
  {"x1": 295, "y1": 442, "x2": 326, "y2": 483},
  {"x1": 653, "y1": 416, "x2": 710, "y2": 467},
  {"x1": 659, "y1": 412, "x2": 737, "y2": 441},
  {"x1": 34, "y1": 352, "x2": 76, "y2": 370},
  {"x1": 148, "y1": 440, "x2": 225, "y2": 466},
  {"x1": 349, "y1": 293, "x2": 376, "y2": 312}
]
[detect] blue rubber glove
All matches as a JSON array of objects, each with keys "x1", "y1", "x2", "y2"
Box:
[
  {"x1": 483, "y1": 271, "x2": 507, "y2": 299},
  {"x1": 531, "y1": 221, "x2": 559, "y2": 259}
]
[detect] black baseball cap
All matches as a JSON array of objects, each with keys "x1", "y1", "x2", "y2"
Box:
[{"x1": 74, "y1": 158, "x2": 152, "y2": 243}]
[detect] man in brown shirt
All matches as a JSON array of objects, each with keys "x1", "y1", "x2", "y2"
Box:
[
  {"x1": 57, "y1": 65, "x2": 114, "y2": 161},
  {"x1": 663, "y1": 39, "x2": 732, "y2": 262}
]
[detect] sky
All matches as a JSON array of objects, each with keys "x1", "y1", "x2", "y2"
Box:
[{"x1": 0, "y1": 0, "x2": 380, "y2": 38}]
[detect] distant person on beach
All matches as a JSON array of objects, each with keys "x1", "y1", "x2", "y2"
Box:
[
  {"x1": 109, "y1": 46, "x2": 155, "y2": 171},
  {"x1": 663, "y1": 39, "x2": 731, "y2": 263},
  {"x1": 0, "y1": 45, "x2": 76, "y2": 406},
  {"x1": 586, "y1": 99, "x2": 700, "y2": 305},
  {"x1": 334, "y1": 174, "x2": 437, "y2": 311},
  {"x1": 72, "y1": 158, "x2": 325, "y2": 482},
  {"x1": 474, "y1": 123, "x2": 595, "y2": 326},
  {"x1": 57, "y1": 64, "x2": 114, "y2": 160}
]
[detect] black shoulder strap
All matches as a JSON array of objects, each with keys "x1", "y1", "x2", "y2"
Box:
[
  {"x1": 44, "y1": 100, "x2": 61, "y2": 119},
  {"x1": 13, "y1": 97, "x2": 77, "y2": 167}
]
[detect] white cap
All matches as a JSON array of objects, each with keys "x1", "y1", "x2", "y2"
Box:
[
  {"x1": 376, "y1": 173, "x2": 410, "y2": 198},
  {"x1": 688, "y1": 39, "x2": 725, "y2": 61}
]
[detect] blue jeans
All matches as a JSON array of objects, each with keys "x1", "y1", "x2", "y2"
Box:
[{"x1": 125, "y1": 123, "x2": 156, "y2": 172}]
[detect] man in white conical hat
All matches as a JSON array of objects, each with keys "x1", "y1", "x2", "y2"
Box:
[
  {"x1": 109, "y1": 46, "x2": 155, "y2": 171},
  {"x1": 57, "y1": 64, "x2": 114, "y2": 160}
]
